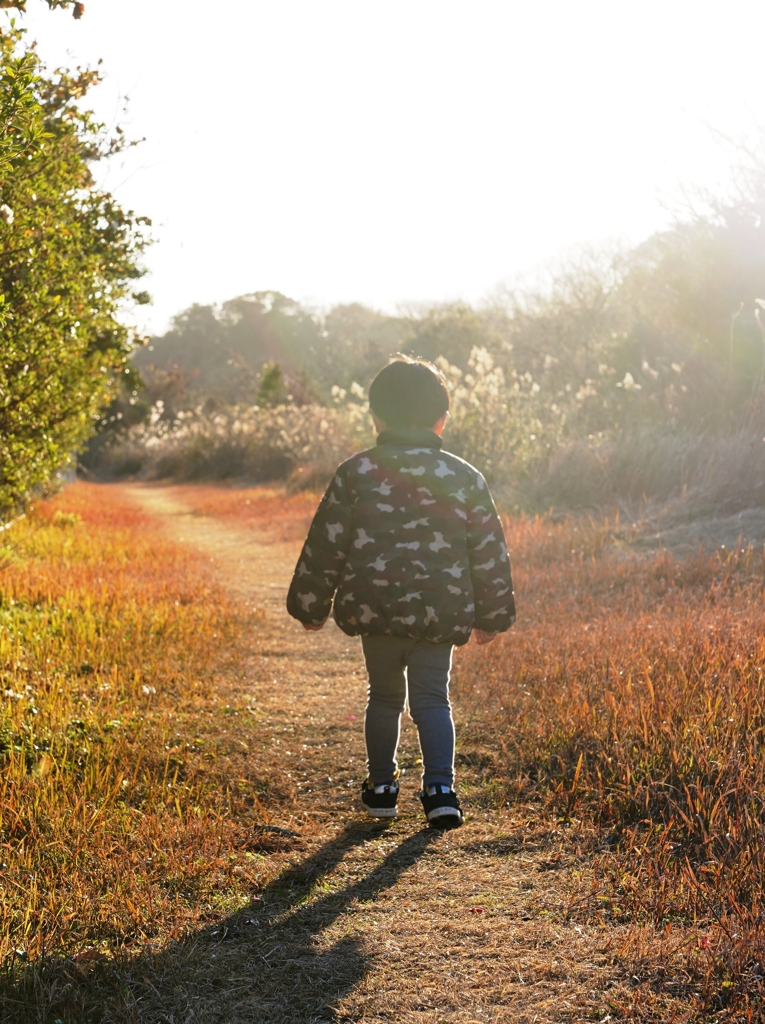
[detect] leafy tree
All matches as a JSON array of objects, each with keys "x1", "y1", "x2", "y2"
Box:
[
  {"x1": 623, "y1": 176, "x2": 765, "y2": 391},
  {"x1": 312, "y1": 302, "x2": 407, "y2": 391},
  {"x1": 133, "y1": 292, "x2": 322, "y2": 405},
  {"x1": 0, "y1": 26, "x2": 149, "y2": 514},
  {"x1": 403, "y1": 302, "x2": 499, "y2": 369}
]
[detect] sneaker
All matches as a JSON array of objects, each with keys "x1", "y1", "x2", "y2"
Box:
[
  {"x1": 360, "y1": 777, "x2": 399, "y2": 818},
  {"x1": 420, "y1": 785, "x2": 463, "y2": 829}
]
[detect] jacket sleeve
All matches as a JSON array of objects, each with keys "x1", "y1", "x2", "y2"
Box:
[
  {"x1": 465, "y1": 473, "x2": 516, "y2": 633},
  {"x1": 286, "y1": 467, "x2": 353, "y2": 626}
]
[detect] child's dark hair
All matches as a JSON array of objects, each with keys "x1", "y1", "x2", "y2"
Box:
[{"x1": 368, "y1": 356, "x2": 450, "y2": 430}]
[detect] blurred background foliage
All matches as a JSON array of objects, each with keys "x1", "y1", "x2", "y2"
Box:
[{"x1": 85, "y1": 138, "x2": 765, "y2": 515}]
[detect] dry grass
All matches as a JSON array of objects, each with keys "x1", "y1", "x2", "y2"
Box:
[
  {"x1": 0, "y1": 484, "x2": 308, "y2": 1021},
  {"x1": 5, "y1": 482, "x2": 765, "y2": 1021},
  {"x1": 155, "y1": 484, "x2": 765, "y2": 1017},
  {"x1": 455, "y1": 512, "x2": 765, "y2": 1017},
  {"x1": 531, "y1": 415, "x2": 765, "y2": 515},
  {"x1": 89, "y1": 400, "x2": 368, "y2": 489}
]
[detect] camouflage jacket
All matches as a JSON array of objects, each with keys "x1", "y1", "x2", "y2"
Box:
[{"x1": 286, "y1": 428, "x2": 516, "y2": 646}]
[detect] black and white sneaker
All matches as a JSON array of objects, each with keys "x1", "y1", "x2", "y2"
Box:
[
  {"x1": 420, "y1": 785, "x2": 463, "y2": 829},
  {"x1": 360, "y1": 778, "x2": 399, "y2": 818}
]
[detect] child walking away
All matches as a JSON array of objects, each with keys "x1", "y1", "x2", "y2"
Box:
[{"x1": 287, "y1": 357, "x2": 515, "y2": 828}]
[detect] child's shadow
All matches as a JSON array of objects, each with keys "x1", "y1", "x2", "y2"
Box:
[{"x1": 100, "y1": 822, "x2": 438, "y2": 1022}]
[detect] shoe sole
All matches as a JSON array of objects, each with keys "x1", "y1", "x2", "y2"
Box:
[
  {"x1": 364, "y1": 805, "x2": 399, "y2": 818},
  {"x1": 426, "y1": 808, "x2": 463, "y2": 828}
]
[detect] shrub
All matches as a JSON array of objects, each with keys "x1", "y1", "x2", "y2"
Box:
[
  {"x1": 91, "y1": 398, "x2": 374, "y2": 484},
  {"x1": 0, "y1": 28, "x2": 149, "y2": 516}
]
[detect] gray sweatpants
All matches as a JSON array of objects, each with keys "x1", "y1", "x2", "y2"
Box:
[{"x1": 361, "y1": 635, "x2": 455, "y2": 790}]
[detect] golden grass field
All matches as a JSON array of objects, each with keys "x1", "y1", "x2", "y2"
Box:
[{"x1": 1, "y1": 482, "x2": 765, "y2": 1022}]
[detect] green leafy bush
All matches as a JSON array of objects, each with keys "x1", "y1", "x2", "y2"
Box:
[{"x1": 0, "y1": 26, "x2": 149, "y2": 515}]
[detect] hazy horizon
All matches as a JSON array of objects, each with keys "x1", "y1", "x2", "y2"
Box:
[{"x1": 18, "y1": 0, "x2": 765, "y2": 335}]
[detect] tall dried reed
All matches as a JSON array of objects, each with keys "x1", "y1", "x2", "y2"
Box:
[
  {"x1": 94, "y1": 399, "x2": 373, "y2": 485},
  {"x1": 533, "y1": 413, "x2": 765, "y2": 514}
]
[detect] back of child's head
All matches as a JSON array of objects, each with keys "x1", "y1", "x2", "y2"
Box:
[{"x1": 368, "y1": 357, "x2": 450, "y2": 430}]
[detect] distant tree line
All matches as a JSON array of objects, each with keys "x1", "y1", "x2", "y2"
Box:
[
  {"x1": 119, "y1": 149, "x2": 765, "y2": 442},
  {"x1": 95, "y1": 147, "x2": 765, "y2": 510}
]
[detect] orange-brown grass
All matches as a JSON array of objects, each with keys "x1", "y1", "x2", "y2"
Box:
[
  {"x1": 0, "y1": 483, "x2": 291, "y2": 1017},
  {"x1": 454, "y1": 513, "x2": 765, "y2": 1015},
  {"x1": 12, "y1": 480, "x2": 765, "y2": 1018},
  {"x1": 167, "y1": 483, "x2": 321, "y2": 542}
]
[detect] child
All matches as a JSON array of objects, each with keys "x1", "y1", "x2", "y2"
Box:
[{"x1": 287, "y1": 357, "x2": 515, "y2": 828}]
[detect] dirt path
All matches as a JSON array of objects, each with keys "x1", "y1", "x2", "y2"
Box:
[{"x1": 120, "y1": 484, "x2": 635, "y2": 1024}]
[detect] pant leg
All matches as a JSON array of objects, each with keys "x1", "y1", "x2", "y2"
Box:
[
  {"x1": 361, "y1": 635, "x2": 416, "y2": 786},
  {"x1": 405, "y1": 640, "x2": 455, "y2": 789}
]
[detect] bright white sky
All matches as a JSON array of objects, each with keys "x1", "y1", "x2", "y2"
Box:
[{"x1": 17, "y1": 0, "x2": 765, "y2": 334}]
